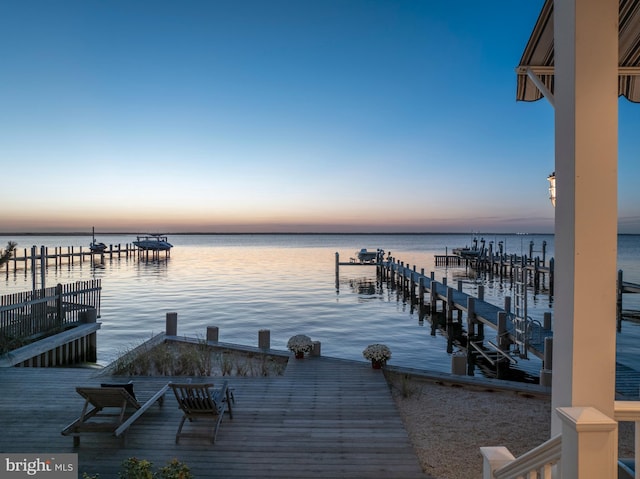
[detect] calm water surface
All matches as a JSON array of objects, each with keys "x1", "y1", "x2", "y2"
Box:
[{"x1": 2, "y1": 233, "x2": 640, "y2": 378}]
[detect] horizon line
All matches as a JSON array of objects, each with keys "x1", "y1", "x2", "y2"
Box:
[{"x1": 2, "y1": 230, "x2": 557, "y2": 236}]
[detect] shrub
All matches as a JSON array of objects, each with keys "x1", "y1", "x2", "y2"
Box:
[
  {"x1": 156, "y1": 458, "x2": 193, "y2": 479},
  {"x1": 119, "y1": 457, "x2": 153, "y2": 479}
]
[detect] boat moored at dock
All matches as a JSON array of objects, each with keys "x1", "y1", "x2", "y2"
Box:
[
  {"x1": 356, "y1": 248, "x2": 384, "y2": 263},
  {"x1": 89, "y1": 227, "x2": 107, "y2": 253},
  {"x1": 133, "y1": 234, "x2": 173, "y2": 251}
]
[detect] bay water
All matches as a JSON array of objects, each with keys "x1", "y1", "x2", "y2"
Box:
[{"x1": 2, "y1": 233, "x2": 640, "y2": 379}]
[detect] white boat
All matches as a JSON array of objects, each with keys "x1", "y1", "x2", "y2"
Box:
[
  {"x1": 452, "y1": 235, "x2": 484, "y2": 259},
  {"x1": 89, "y1": 227, "x2": 107, "y2": 253},
  {"x1": 357, "y1": 248, "x2": 384, "y2": 263},
  {"x1": 133, "y1": 234, "x2": 173, "y2": 251},
  {"x1": 452, "y1": 247, "x2": 481, "y2": 259}
]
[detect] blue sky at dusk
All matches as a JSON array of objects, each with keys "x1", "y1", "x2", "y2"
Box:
[{"x1": 1, "y1": 1, "x2": 639, "y2": 234}]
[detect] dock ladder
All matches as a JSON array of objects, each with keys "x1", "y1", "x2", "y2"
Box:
[{"x1": 512, "y1": 266, "x2": 529, "y2": 359}]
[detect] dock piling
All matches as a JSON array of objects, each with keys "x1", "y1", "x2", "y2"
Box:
[
  {"x1": 166, "y1": 312, "x2": 178, "y2": 336},
  {"x1": 207, "y1": 326, "x2": 219, "y2": 342},
  {"x1": 258, "y1": 329, "x2": 271, "y2": 349}
]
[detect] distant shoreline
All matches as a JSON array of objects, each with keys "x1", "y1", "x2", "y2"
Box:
[{"x1": 0, "y1": 231, "x2": 559, "y2": 236}]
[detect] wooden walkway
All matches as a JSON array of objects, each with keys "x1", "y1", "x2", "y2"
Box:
[{"x1": 0, "y1": 356, "x2": 428, "y2": 478}]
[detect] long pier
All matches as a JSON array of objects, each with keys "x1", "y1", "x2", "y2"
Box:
[
  {"x1": 3, "y1": 243, "x2": 141, "y2": 275},
  {"x1": 336, "y1": 252, "x2": 553, "y2": 384},
  {"x1": 337, "y1": 249, "x2": 640, "y2": 387},
  {"x1": 381, "y1": 259, "x2": 552, "y2": 357}
]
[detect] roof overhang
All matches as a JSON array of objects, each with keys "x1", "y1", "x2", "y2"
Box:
[{"x1": 516, "y1": 0, "x2": 640, "y2": 104}]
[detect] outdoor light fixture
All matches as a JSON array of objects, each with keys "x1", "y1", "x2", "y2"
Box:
[{"x1": 547, "y1": 172, "x2": 556, "y2": 207}]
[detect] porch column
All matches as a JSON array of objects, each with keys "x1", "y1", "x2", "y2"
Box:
[
  {"x1": 557, "y1": 407, "x2": 618, "y2": 479},
  {"x1": 552, "y1": 0, "x2": 618, "y2": 434}
]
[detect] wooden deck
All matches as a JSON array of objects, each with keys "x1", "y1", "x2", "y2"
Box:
[{"x1": 0, "y1": 356, "x2": 429, "y2": 478}]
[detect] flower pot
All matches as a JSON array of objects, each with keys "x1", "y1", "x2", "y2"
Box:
[
  {"x1": 295, "y1": 351, "x2": 304, "y2": 359},
  {"x1": 371, "y1": 359, "x2": 383, "y2": 369}
]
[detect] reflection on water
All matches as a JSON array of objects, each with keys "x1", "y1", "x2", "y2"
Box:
[
  {"x1": 2, "y1": 233, "x2": 640, "y2": 380},
  {"x1": 344, "y1": 277, "x2": 382, "y2": 300}
]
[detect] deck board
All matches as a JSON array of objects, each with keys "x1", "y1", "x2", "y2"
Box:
[{"x1": 0, "y1": 356, "x2": 429, "y2": 478}]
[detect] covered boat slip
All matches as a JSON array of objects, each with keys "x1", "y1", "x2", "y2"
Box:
[{"x1": 0, "y1": 356, "x2": 427, "y2": 478}]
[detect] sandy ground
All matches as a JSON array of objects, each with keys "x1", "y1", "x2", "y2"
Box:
[{"x1": 386, "y1": 371, "x2": 635, "y2": 479}]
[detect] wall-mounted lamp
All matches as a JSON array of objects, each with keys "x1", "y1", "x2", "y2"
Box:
[{"x1": 547, "y1": 172, "x2": 556, "y2": 207}]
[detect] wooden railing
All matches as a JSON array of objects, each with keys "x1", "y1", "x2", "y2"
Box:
[
  {"x1": 615, "y1": 401, "x2": 640, "y2": 479},
  {"x1": 482, "y1": 435, "x2": 561, "y2": 479},
  {"x1": 0, "y1": 280, "x2": 101, "y2": 351},
  {"x1": 482, "y1": 401, "x2": 640, "y2": 479}
]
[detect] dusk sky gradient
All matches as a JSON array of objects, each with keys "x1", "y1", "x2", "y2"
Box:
[{"x1": 2, "y1": 1, "x2": 639, "y2": 234}]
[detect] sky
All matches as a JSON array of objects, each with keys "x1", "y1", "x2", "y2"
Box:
[{"x1": 1, "y1": 0, "x2": 639, "y2": 234}]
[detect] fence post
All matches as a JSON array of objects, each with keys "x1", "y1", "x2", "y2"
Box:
[
  {"x1": 31, "y1": 245, "x2": 37, "y2": 291},
  {"x1": 40, "y1": 245, "x2": 46, "y2": 289},
  {"x1": 480, "y1": 447, "x2": 515, "y2": 479},
  {"x1": 56, "y1": 283, "x2": 64, "y2": 326}
]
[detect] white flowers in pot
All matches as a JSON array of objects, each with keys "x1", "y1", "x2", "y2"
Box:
[
  {"x1": 287, "y1": 334, "x2": 313, "y2": 356},
  {"x1": 362, "y1": 343, "x2": 392, "y2": 364}
]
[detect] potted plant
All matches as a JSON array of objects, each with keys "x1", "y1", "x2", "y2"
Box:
[
  {"x1": 287, "y1": 334, "x2": 313, "y2": 359},
  {"x1": 362, "y1": 343, "x2": 391, "y2": 369}
]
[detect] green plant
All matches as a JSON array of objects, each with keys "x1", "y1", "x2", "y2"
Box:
[
  {"x1": 191, "y1": 336, "x2": 212, "y2": 375},
  {"x1": 156, "y1": 458, "x2": 193, "y2": 479},
  {"x1": 220, "y1": 354, "x2": 233, "y2": 376},
  {"x1": 175, "y1": 343, "x2": 198, "y2": 375},
  {"x1": 0, "y1": 333, "x2": 25, "y2": 356},
  {"x1": 235, "y1": 359, "x2": 249, "y2": 376},
  {"x1": 105, "y1": 457, "x2": 193, "y2": 479},
  {"x1": 149, "y1": 342, "x2": 174, "y2": 375},
  {"x1": 0, "y1": 241, "x2": 16, "y2": 266},
  {"x1": 111, "y1": 346, "x2": 137, "y2": 375},
  {"x1": 134, "y1": 343, "x2": 153, "y2": 375},
  {"x1": 119, "y1": 457, "x2": 153, "y2": 479},
  {"x1": 82, "y1": 473, "x2": 100, "y2": 479}
]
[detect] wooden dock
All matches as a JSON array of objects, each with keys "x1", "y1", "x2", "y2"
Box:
[
  {"x1": 435, "y1": 253, "x2": 553, "y2": 293},
  {"x1": 382, "y1": 260, "x2": 552, "y2": 363},
  {"x1": 3, "y1": 243, "x2": 141, "y2": 275},
  {"x1": 335, "y1": 251, "x2": 553, "y2": 381},
  {"x1": 0, "y1": 356, "x2": 428, "y2": 478},
  {"x1": 336, "y1": 253, "x2": 640, "y2": 383}
]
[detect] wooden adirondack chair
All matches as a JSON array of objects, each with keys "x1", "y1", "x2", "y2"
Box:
[
  {"x1": 61, "y1": 382, "x2": 169, "y2": 446},
  {"x1": 169, "y1": 380, "x2": 232, "y2": 444}
]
